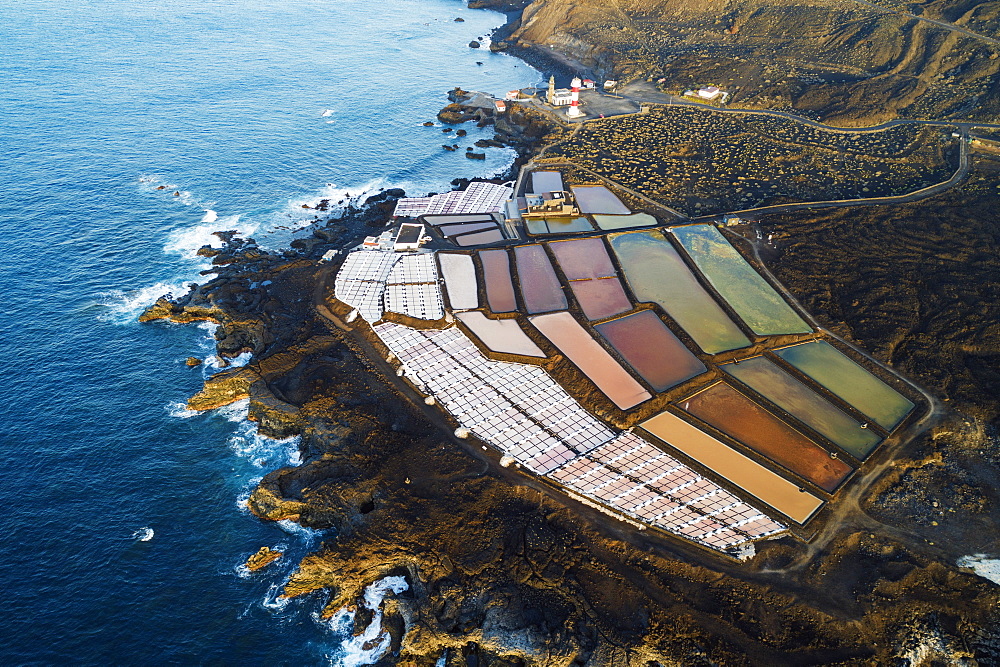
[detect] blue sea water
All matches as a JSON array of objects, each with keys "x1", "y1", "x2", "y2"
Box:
[{"x1": 0, "y1": 1, "x2": 537, "y2": 663}]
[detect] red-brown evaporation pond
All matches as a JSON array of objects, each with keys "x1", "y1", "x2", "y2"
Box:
[
  {"x1": 680, "y1": 382, "x2": 853, "y2": 492},
  {"x1": 595, "y1": 311, "x2": 706, "y2": 392},
  {"x1": 530, "y1": 311, "x2": 651, "y2": 410},
  {"x1": 479, "y1": 249, "x2": 517, "y2": 312},
  {"x1": 568, "y1": 278, "x2": 632, "y2": 321},
  {"x1": 640, "y1": 410, "x2": 825, "y2": 524},
  {"x1": 513, "y1": 244, "x2": 567, "y2": 314},
  {"x1": 548, "y1": 238, "x2": 617, "y2": 280},
  {"x1": 548, "y1": 238, "x2": 631, "y2": 320}
]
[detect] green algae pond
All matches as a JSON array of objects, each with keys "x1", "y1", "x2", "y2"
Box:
[
  {"x1": 609, "y1": 230, "x2": 750, "y2": 354},
  {"x1": 671, "y1": 225, "x2": 812, "y2": 337},
  {"x1": 722, "y1": 356, "x2": 883, "y2": 459},
  {"x1": 592, "y1": 213, "x2": 658, "y2": 231},
  {"x1": 774, "y1": 341, "x2": 915, "y2": 431}
]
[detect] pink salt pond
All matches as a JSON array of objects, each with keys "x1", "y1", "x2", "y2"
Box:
[
  {"x1": 479, "y1": 249, "x2": 517, "y2": 312},
  {"x1": 595, "y1": 311, "x2": 706, "y2": 392},
  {"x1": 529, "y1": 311, "x2": 651, "y2": 410}
]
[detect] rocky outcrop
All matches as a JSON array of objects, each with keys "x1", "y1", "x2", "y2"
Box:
[
  {"x1": 187, "y1": 366, "x2": 257, "y2": 411},
  {"x1": 246, "y1": 546, "x2": 283, "y2": 572}
]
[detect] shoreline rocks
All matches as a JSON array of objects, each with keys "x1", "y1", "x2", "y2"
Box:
[{"x1": 246, "y1": 546, "x2": 283, "y2": 572}]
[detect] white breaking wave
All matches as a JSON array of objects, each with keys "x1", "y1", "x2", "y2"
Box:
[
  {"x1": 322, "y1": 576, "x2": 410, "y2": 667},
  {"x1": 957, "y1": 554, "x2": 1000, "y2": 586},
  {"x1": 163, "y1": 214, "x2": 246, "y2": 261},
  {"x1": 132, "y1": 527, "x2": 154, "y2": 542},
  {"x1": 166, "y1": 401, "x2": 199, "y2": 419},
  {"x1": 201, "y1": 209, "x2": 218, "y2": 223},
  {"x1": 277, "y1": 519, "x2": 322, "y2": 539},
  {"x1": 97, "y1": 280, "x2": 191, "y2": 324}
]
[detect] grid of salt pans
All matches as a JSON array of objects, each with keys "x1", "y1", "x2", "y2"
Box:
[
  {"x1": 393, "y1": 197, "x2": 433, "y2": 218},
  {"x1": 550, "y1": 432, "x2": 787, "y2": 550},
  {"x1": 386, "y1": 253, "x2": 438, "y2": 285},
  {"x1": 334, "y1": 250, "x2": 401, "y2": 322},
  {"x1": 383, "y1": 284, "x2": 444, "y2": 320},
  {"x1": 393, "y1": 182, "x2": 513, "y2": 217},
  {"x1": 374, "y1": 323, "x2": 614, "y2": 474},
  {"x1": 382, "y1": 254, "x2": 444, "y2": 320}
]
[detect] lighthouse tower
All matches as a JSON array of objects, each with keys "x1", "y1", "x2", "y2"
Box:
[{"x1": 566, "y1": 77, "x2": 584, "y2": 118}]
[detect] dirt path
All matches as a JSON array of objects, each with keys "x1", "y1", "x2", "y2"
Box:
[{"x1": 850, "y1": 0, "x2": 1000, "y2": 48}]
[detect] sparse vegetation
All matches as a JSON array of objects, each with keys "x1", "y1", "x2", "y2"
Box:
[{"x1": 542, "y1": 106, "x2": 958, "y2": 216}]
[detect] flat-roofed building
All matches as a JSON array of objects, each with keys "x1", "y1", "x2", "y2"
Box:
[
  {"x1": 521, "y1": 191, "x2": 580, "y2": 219},
  {"x1": 393, "y1": 223, "x2": 425, "y2": 251}
]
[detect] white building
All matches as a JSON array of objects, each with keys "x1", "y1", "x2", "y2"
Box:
[
  {"x1": 393, "y1": 223, "x2": 426, "y2": 251},
  {"x1": 551, "y1": 89, "x2": 573, "y2": 106},
  {"x1": 697, "y1": 86, "x2": 727, "y2": 102}
]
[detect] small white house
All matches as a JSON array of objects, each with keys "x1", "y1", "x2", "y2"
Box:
[{"x1": 697, "y1": 86, "x2": 725, "y2": 101}]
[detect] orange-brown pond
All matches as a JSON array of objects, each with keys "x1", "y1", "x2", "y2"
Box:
[
  {"x1": 640, "y1": 410, "x2": 825, "y2": 524},
  {"x1": 680, "y1": 382, "x2": 853, "y2": 492}
]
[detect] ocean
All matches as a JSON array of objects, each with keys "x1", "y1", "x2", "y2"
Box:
[{"x1": 0, "y1": 0, "x2": 537, "y2": 663}]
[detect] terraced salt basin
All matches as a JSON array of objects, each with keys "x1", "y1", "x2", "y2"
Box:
[
  {"x1": 531, "y1": 170, "x2": 564, "y2": 193},
  {"x1": 672, "y1": 224, "x2": 812, "y2": 336},
  {"x1": 525, "y1": 217, "x2": 595, "y2": 235},
  {"x1": 570, "y1": 185, "x2": 631, "y2": 214},
  {"x1": 424, "y1": 214, "x2": 496, "y2": 225},
  {"x1": 437, "y1": 221, "x2": 498, "y2": 236},
  {"x1": 548, "y1": 238, "x2": 617, "y2": 279},
  {"x1": 680, "y1": 382, "x2": 853, "y2": 492},
  {"x1": 595, "y1": 310, "x2": 706, "y2": 391},
  {"x1": 609, "y1": 230, "x2": 750, "y2": 354},
  {"x1": 640, "y1": 410, "x2": 825, "y2": 523},
  {"x1": 774, "y1": 341, "x2": 915, "y2": 431},
  {"x1": 456, "y1": 229, "x2": 504, "y2": 246},
  {"x1": 721, "y1": 356, "x2": 882, "y2": 459},
  {"x1": 513, "y1": 244, "x2": 567, "y2": 314},
  {"x1": 437, "y1": 253, "x2": 478, "y2": 310},
  {"x1": 455, "y1": 311, "x2": 545, "y2": 357},
  {"x1": 592, "y1": 213, "x2": 658, "y2": 231},
  {"x1": 567, "y1": 278, "x2": 632, "y2": 321},
  {"x1": 479, "y1": 249, "x2": 517, "y2": 312},
  {"x1": 530, "y1": 311, "x2": 651, "y2": 410}
]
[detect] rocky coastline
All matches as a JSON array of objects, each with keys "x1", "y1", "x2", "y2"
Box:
[{"x1": 139, "y1": 7, "x2": 1000, "y2": 664}]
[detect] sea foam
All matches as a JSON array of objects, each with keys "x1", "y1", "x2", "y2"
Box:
[{"x1": 321, "y1": 576, "x2": 410, "y2": 667}]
